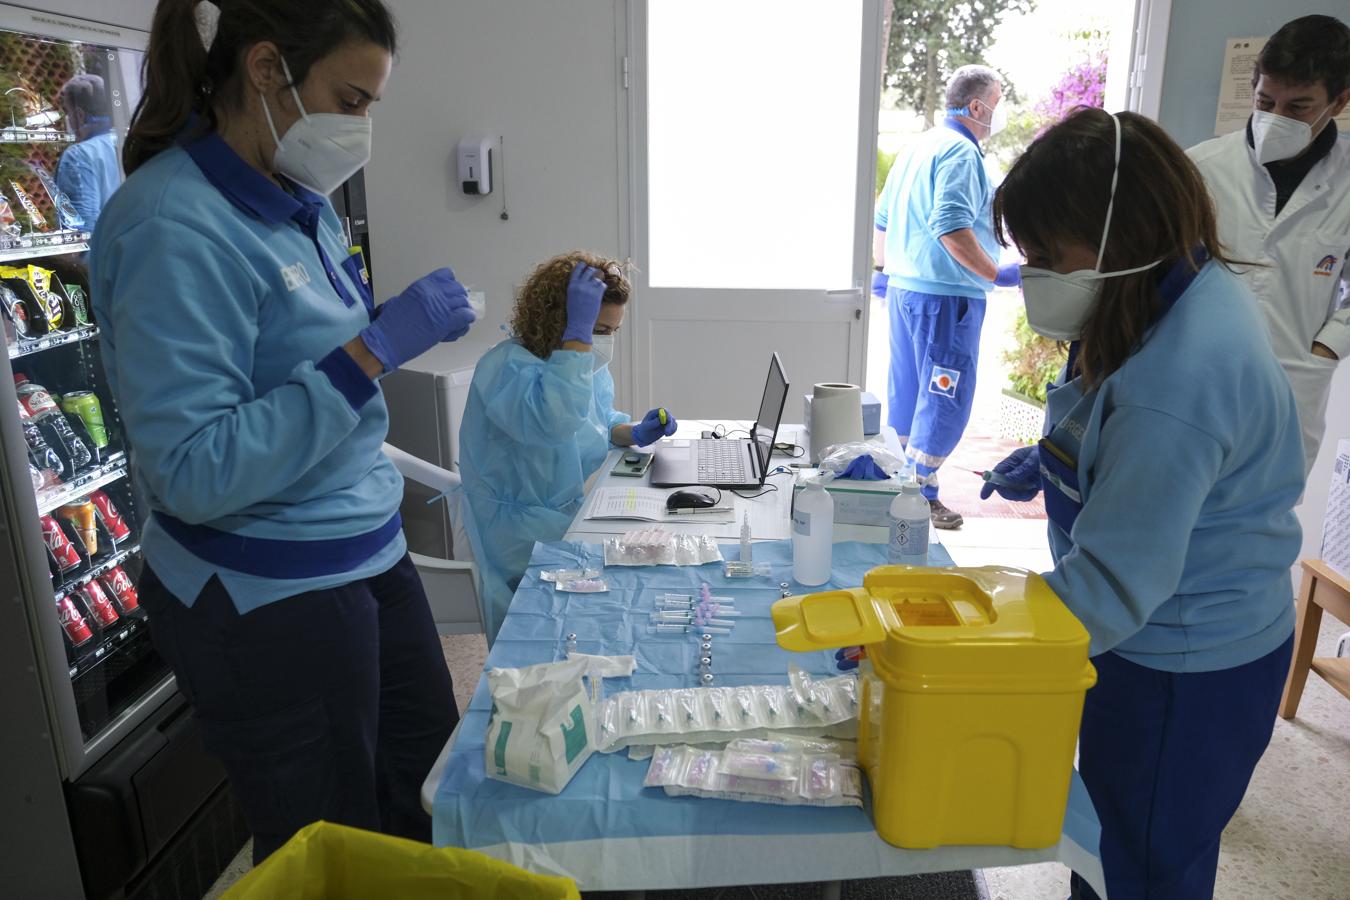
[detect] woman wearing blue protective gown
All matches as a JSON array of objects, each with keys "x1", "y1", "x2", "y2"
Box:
[
  {"x1": 460, "y1": 253, "x2": 678, "y2": 642},
  {"x1": 982, "y1": 109, "x2": 1301, "y2": 900}
]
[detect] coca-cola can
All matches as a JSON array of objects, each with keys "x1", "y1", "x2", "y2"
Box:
[
  {"x1": 80, "y1": 580, "x2": 120, "y2": 627},
  {"x1": 100, "y1": 566, "x2": 139, "y2": 613},
  {"x1": 56, "y1": 594, "x2": 94, "y2": 646},
  {"x1": 89, "y1": 490, "x2": 132, "y2": 542},
  {"x1": 41, "y1": 514, "x2": 82, "y2": 573}
]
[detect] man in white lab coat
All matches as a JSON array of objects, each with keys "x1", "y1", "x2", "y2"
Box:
[{"x1": 1189, "y1": 15, "x2": 1350, "y2": 476}]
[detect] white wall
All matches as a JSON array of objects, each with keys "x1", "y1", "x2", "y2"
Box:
[
  {"x1": 1159, "y1": 0, "x2": 1350, "y2": 563},
  {"x1": 365, "y1": 0, "x2": 631, "y2": 409}
]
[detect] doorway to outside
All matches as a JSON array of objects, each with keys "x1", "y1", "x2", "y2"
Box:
[{"x1": 866, "y1": 0, "x2": 1140, "y2": 522}]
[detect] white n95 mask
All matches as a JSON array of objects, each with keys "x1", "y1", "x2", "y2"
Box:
[
  {"x1": 1250, "y1": 107, "x2": 1330, "y2": 165},
  {"x1": 261, "y1": 59, "x2": 372, "y2": 195},
  {"x1": 1019, "y1": 113, "x2": 1162, "y2": 341},
  {"x1": 985, "y1": 98, "x2": 1009, "y2": 138},
  {"x1": 591, "y1": 334, "x2": 615, "y2": 370}
]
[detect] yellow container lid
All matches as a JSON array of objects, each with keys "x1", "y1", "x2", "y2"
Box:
[{"x1": 773, "y1": 566, "x2": 1094, "y2": 689}]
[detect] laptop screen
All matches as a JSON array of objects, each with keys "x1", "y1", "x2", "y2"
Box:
[{"x1": 752, "y1": 353, "x2": 789, "y2": 470}]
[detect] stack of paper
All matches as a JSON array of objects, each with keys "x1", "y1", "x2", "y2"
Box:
[{"x1": 586, "y1": 486, "x2": 735, "y2": 524}]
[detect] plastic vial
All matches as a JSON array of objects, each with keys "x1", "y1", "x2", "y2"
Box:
[
  {"x1": 887, "y1": 481, "x2": 930, "y2": 565},
  {"x1": 792, "y1": 476, "x2": 834, "y2": 586},
  {"x1": 700, "y1": 672, "x2": 715, "y2": 686},
  {"x1": 740, "y1": 511, "x2": 753, "y2": 563},
  {"x1": 564, "y1": 633, "x2": 578, "y2": 655}
]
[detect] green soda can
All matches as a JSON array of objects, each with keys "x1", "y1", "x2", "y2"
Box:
[{"x1": 59, "y1": 391, "x2": 108, "y2": 449}]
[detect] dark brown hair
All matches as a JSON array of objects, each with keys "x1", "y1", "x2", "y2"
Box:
[
  {"x1": 511, "y1": 252, "x2": 630, "y2": 359},
  {"x1": 1254, "y1": 15, "x2": 1349, "y2": 98},
  {"x1": 124, "y1": 0, "x2": 397, "y2": 174},
  {"x1": 994, "y1": 108, "x2": 1236, "y2": 389}
]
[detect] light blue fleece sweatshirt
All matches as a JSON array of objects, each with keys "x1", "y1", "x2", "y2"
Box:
[
  {"x1": 89, "y1": 132, "x2": 405, "y2": 613},
  {"x1": 1042, "y1": 260, "x2": 1303, "y2": 673},
  {"x1": 874, "y1": 118, "x2": 998, "y2": 299}
]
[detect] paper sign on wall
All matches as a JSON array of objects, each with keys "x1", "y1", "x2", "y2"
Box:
[{"x1": 1214, "y1": 36, "x2": 1350, "y2": 138}]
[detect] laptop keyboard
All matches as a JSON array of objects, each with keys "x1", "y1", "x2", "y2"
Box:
[{"x1": 697, "y1": 440, "x2": 751, "y2": 484}]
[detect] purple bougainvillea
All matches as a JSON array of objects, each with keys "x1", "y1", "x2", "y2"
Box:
[{"x1": 1036, "y1": 52, "x2": 1107, "y2": 122}]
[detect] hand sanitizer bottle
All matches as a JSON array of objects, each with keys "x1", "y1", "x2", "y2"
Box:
[{"x1": 887, "y1": 481, "x2": 930, "y2": 565}]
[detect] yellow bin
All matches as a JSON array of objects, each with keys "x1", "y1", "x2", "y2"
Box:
[{"x1": 772, "y1": 565, "x2": 1096, "y2": 850}]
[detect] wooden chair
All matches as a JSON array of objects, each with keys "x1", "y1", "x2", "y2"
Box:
[{"x1": 1279, "y1": 559, "x2": 1350, "y2": 719}]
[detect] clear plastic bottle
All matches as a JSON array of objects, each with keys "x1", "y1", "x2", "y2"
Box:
[
  {"x1": 793, "y1": 476, "x2": 834, "y2": 586},
  {"x1": 887, "y1": 481, "x2": 930, "y2": 565}
]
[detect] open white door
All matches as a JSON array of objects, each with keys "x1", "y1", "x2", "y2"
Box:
[{"x1": 626, "y1": 0, "x2": 885, "y2": 419}]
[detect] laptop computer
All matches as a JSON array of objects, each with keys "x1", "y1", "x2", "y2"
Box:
[{"x1": 650, "y1": 353, "x2": 789, "y2": 489}]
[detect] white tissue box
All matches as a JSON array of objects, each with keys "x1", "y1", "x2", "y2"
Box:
[
  {"x1": 1322, "y1": 439, "x2": 1350, "y2": 580},
  {"x1": 793, "y1": 473, "x2": 908, "y2": 527},
  {"x1": 804, "y1": 392, "x2": 882, "y2": 437}
]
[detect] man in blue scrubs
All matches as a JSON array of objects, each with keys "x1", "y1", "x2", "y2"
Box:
[{"x1": 873, "y1": 64, "x2": 1020, "y2": 528}]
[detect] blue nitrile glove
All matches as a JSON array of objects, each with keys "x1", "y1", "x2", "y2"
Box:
[
  {"x1": 871, "y1": 270, "x2": 889, "y2": 298},
  {"x1": 631, "y1": 408, "x2": 678, "y2": 446},
  {"x1": 835, "y1": 646, "x2": 864, "y2": 671},
  {"x1": 839, "y1": 454, "x2": 888, "y2": 480},
  {"x1": 979, "y1": 445, "x2": 1041, "y2": 501},
  {"x1": 994, "y1": 262, "x2": 1022, "y2": 288},
  {"x1": 561, "y1": 262, "x2": 606, "y2": 344},
  {"x1": 360, "y1": 268, "x2": 475, "y2": 373}
]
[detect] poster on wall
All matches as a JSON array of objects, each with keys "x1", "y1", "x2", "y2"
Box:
[{"x1": 1214, "y1": 36, "x2": 1350, "y2": 137}]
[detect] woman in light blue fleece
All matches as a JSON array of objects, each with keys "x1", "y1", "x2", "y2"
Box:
[
  {"x1": 90, "y1": 0, "x2": 477, "y2": 863},
  {"x1": 983, "y1": 109, "x2": 1302, "y2": 900}
]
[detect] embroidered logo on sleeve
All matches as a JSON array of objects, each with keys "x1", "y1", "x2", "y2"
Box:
[
  {"x1": 1314, "y1": 255, "x2": 1339, "y2": 277},
  {"x1": 929, "y1": 366, "x2": 961, "y2": 398}
]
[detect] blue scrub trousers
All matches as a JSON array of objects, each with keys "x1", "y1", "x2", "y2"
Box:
[
  {"x1": 887, "y1": 288, "x2": 985, "y2": 500},
  {"x1": 1070, "y1": 635, "x2": 1294, "y2": 900},
  {"x1": 138, "y1": 554, "x2": 459, "y2": 864}
]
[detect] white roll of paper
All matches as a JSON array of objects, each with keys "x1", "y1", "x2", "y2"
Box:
[{"x1": 809, "y1": 383, "x2": 864, "y2": 463}]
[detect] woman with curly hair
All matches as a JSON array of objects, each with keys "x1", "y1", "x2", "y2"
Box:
[{"x1": 460, "y1": 251, "x2": 678, "y2": 640}]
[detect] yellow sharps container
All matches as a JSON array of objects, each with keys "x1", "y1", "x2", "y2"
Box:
[{"x1": 772, "y1": 565, "x2": 1096, "y2": 850}]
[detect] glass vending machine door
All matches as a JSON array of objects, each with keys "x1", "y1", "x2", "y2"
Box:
[{"x1": 0, "y1": 8, "x2": 171, "y2": 775}]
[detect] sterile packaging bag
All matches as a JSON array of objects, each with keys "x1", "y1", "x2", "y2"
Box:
[{"x1": 485, "y1": 658, "x2": 595, "y2": 795}]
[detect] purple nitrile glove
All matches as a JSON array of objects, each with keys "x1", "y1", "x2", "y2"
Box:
[
  {"x1": 561, "y1": 262, "x2": 606, "y2": 345},
  {"x1": 978, "y1": 445, "x2": 1041, "y2": 501},
  {"x1": 994, "y1": 262, "x2": 1023, "y2": 288},
  {"x1": 631, "y1": 408, "x2": 678, "y2": 446},
  {"x1": 871, "y1": 270, "x2": 889, "y2": 298},
  {"x1": 359, "y1": 267, "x2": 475, "y2": 373}
]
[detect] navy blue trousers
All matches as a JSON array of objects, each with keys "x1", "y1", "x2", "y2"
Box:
[
  {"x1": 139, "y1": 554, "x2": 459, "y2": 864},
  {"x1": 886, "y1": 288, "x2": 985, "y2": 500},
  {"x1": 1071, "y1": 635, "x2": 1293, "y2": 900}
]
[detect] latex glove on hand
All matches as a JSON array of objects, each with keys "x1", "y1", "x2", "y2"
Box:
[
  {"x1": 631, "y1": 408, "x2": 678, "y2": 446},
  {"x1": 978, "y1": 445, "x2": 1041, "y2": 501},
  {"x1": 360, "y1": 267, "x2": 475, "y2": 373},
  {"x1": 994, "y1": 262, "x2": 1022, "y2": 288},
  {"x1": 871, "y1": 270, "x2": 889, "y2": 299},
  {"x1": 561, "y1": 262, "x2": 606, "y2": 344}
]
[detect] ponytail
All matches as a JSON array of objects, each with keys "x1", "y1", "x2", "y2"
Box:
[
  {"x1": 124, "y1": 0, "x2": 398, "y2": 175},
  {"x1": 123, "y1": 0, "x2": 209, "y2": 174}
]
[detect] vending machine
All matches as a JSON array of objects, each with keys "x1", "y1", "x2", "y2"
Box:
[{"x1": 0, "y1": 6, "x2": 247, "y2": 898}]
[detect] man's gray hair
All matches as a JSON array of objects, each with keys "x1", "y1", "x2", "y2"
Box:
[{"x1": 945, "y1": 65, "x2": 1001, "y2": 111}]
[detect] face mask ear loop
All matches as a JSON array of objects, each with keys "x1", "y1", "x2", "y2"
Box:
[
  {"x1": 1095, "y1": 113, "x2": 1122, "y2": 273},
  {"x1": 279, "y1": 57, "x2": 310, "y2": 121}
]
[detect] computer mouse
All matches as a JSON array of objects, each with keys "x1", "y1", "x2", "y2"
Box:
[{"x1": 666, "y1": 488, "x2": 719, "y2": 511}]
